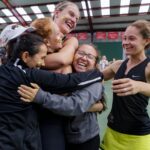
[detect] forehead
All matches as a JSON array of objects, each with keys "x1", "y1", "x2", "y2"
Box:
[
  {"x1": 38, "y1": 44, "x2": 47, "y2": 53},
  {"x1": 62, "y1": 5, "x2": 80, "y2": 18},
  {"x1": 78, "y1": 45, "x2": 97, "y2": 55},
  {"x1": 124, "y1": 26, "x2": 140, "y2": 36}
]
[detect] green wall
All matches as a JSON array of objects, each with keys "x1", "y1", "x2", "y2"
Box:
[{"x1": 94, "y1": 41, "x2": 123, "y2": 61}]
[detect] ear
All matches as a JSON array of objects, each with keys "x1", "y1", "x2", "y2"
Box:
[
  {"x1": 54, "y1": 10, "x2": 61, "y2": 18},
  {"x1": 145, "y1": 38, "x2": 150, "y2": 48},
  {"x1": 44, "y1": 39, "x2": 51, "y2": 47},
  {"x1": 44, "y1": 39, "x2": 54, "y2": 53},
  {"x1": 21, "y1": 51, "x2": 30, "y2": 63}
]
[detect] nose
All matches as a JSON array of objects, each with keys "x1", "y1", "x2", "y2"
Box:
[{"x1": 81, "y1": 54, "x2": 88, "y2": 60}]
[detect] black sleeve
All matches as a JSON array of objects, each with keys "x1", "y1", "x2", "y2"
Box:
[{"x1": 26, "y1": 68, "x2": 103, "y2": 93}]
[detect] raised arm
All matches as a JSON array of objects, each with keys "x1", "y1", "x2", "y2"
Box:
[{"x1": 44, "y1": 37, "x2": 78, "y2": 70}]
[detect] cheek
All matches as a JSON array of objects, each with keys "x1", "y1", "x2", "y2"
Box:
[
  {"x1": 27, "y1": 59, "x2": 36, "y2": 68},
  {"x1": 32, "y1": 59, "x2": 38, "y2": 67},
  {"x1": 73, "y1": 55, "x2": 78, "y2": 60},
  {"x1": 54, "y1": 36, "x2": 60, "y2": 43},
  {"x1": 56, "y1": 17, "x2": 64, "y2": 27},
  {"x1": 36, "y1": 61, "x2": 42, "y2": 68},
  {"x1": 36, "y1": 57, "x2": 45, "y2": 67},
  {"x1": 122, "y1": 43, "x2": 125, "y2": 49},
  {"x1": 122, "y1": 39, "x2": 129, "y2": 47},
  {"x1": 89, "y1": 62, "x2": 96, "y2": 69},
  {"x1": 72, "y1": 59, "x2": 78, "y2": 67},
  {"x1": 140, "y1": 40, "x2": 147, "y2": 47},
  {"x1": 58, "y1": 13, "x2": 67, "y2": 23},
  {"x1": 31, "y1": 56, "x2": 41, "y2": 67}
]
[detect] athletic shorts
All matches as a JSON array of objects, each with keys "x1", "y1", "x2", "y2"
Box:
[{"x1": 100, "y1": 127, "x2": 150, "y2": 150}]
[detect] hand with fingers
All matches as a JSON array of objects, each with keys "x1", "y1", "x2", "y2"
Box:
[
  {"x1": 18, "y1": 83, "x2": 40, "y2": 102},
  {"x1": 112, "y1": 78, "x2": 141, "y2": 96}
]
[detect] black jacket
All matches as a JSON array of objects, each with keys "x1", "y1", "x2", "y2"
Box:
[{"x1": 0, "y1": 59, "x2": 102, "y2": 150}]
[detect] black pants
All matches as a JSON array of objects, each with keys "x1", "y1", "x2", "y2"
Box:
[
  {"x1": 39, "y1": 112, "x2": 66, "y2": 150},
  {"x1": 66, "y1": 134, "x2": 100, "y2": 150}
]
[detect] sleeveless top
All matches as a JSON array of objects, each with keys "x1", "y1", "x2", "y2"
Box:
[{"x1": 108, "y1": 57, "x2": 150, "y2": 135}]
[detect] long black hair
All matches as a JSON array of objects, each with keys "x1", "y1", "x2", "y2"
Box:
[{"x1": 7, "y1": 33, "x2": 45, "y2": 62}]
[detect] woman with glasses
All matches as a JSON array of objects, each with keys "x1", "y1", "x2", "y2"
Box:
[{"x1": 66, "y1": 44, "x2": 105, "y2": 150}]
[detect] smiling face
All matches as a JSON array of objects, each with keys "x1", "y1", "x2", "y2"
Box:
[
  {"x1": 25, "y1": 44, "x2": 47, "y2": 68},
  {"x1": 73, "y1": 44, "x2": 98, "y2": 72},
  {"x1": 54, "y1": 4, "x2": 80, "y2": 35},
  {"x1": 122, "y1": 26, "x2": 148, "y2": 57},
  {"x1": 47, "y1": 21, "x2": 64, "y2": 52},
  {"x1": 31, "y1": 17, "x2": 63, "y2": 53}
]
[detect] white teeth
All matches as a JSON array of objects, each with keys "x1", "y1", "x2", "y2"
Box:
[
  {"x1": 126, "y1": 47, "x2": 132, "y2": 49},
  {"x1": 78, "y1": 63, "x2": 86, "y2": 67},
  {"x1": 66, "y1": 21, "x2": 73, "y2": 29},
  {"x1": 80, "y1": 64, "x2": 85, "y2": 66}
]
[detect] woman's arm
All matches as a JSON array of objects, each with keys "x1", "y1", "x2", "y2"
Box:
[
  {"x1": 44, "y1": 37, "x2": 78, "y2": 70},
  {"x1": 18, "y1": 82, "x2": 103, "y2": 116},
  {"x1": 112, "y1": 62, "x2": 150, "y2": 97},
  {"x1": 50, "y1": 65, "x2": 73, "y2": 74},
  {"x1": 87, "y1": 102, "x2": 104, "y2": 112},
  {"x1": 27, "y1": 68, "x2": 103, "y2": 93},
  {"x1": 102, "y1": 60, "x2": 123, "y2": 80}
]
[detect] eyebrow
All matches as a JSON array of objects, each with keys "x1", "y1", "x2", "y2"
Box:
[
  {"x1": 77, "y1": 50, "x2": 97, "y2": 56},
  {"x1": 69, "y1": 10, "x2": 79, "y2": 20}
]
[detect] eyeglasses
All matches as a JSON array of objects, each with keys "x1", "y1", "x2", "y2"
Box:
[{"x1": 76, "y1": 50, "x2": 97, "y2": 60}]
